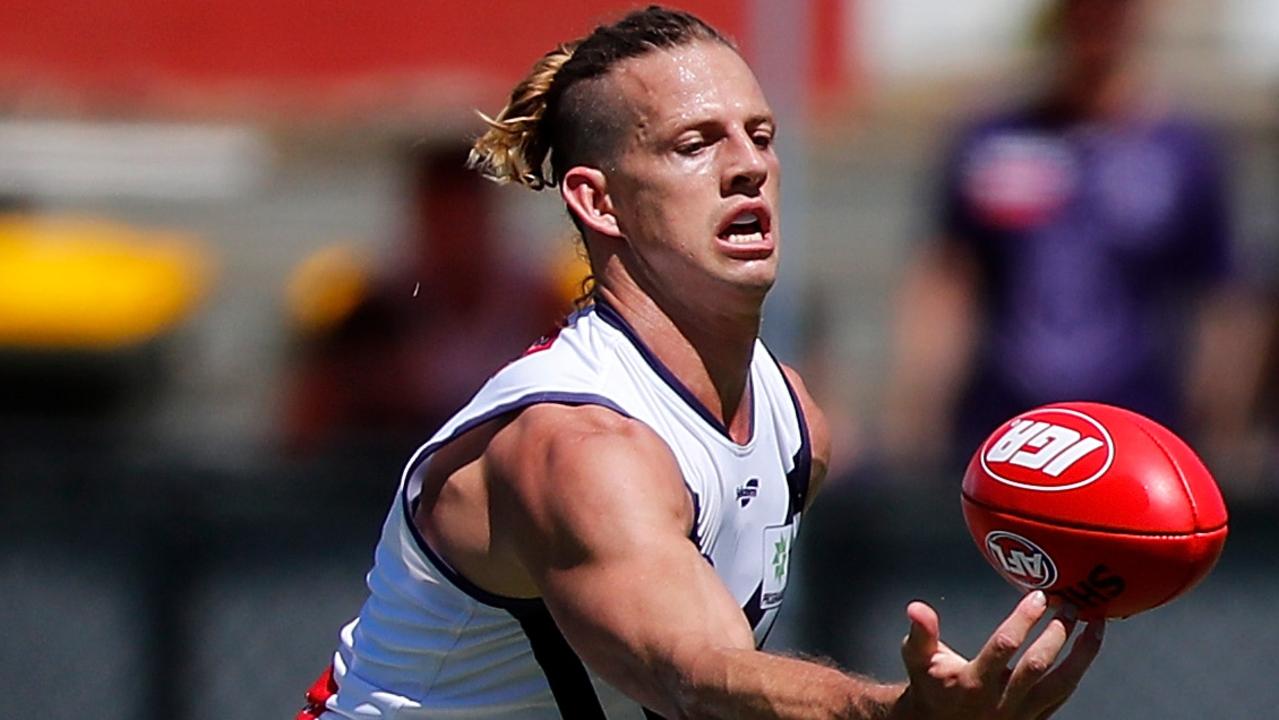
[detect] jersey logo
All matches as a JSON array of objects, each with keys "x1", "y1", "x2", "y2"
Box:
[
  {"x1": 736, "y1": 478, "x2": 760, "y2": 507},
  {"x1": 771, "y1": 536, "x2": 788, "y2": 582},
  {"x1": 761, "y1": 524, "x2": 794, "y2": 608},
  {"x1": 521, "y1": 329, "x2": 561, "y2": 356},
  {"x1": 979, "y1": 407, "x2": 1114, "y2": 492},
  {"x1": 985, "y1": 531, "x2": 1057, "y2": 589}
]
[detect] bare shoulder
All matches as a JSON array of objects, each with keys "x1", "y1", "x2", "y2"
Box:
[
  {"x1": 487, "y1": 403, "x2": 676, "y2": 484},
  {"x1": 485, "y1": 403, "x2": 696, "y2": 555},
  {"x1": 779, "y1": 364, "x2": 832, "y2": 504}
]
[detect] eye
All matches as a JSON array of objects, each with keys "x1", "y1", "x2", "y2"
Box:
[
  {"x1": 752, "y1": 131, "x2": 774, "y2": 150},
  {"x1": 675, "y1": 139, "x2": 707, "y2": 156}
]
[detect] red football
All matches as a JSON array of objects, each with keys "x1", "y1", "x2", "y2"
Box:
[{"x1": 961, "y1": 402, "x2": 1228, "y2": 619}]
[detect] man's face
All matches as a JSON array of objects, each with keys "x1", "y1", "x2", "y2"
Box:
[
  {"x1": 603, "y1": 41, "x2": 781, "y2": 310},
  {"x1": 1060, "y1": 0, "x2": 1147, "y2": 74}
]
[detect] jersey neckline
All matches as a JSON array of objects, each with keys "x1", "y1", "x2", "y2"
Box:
[{"x1": 591, "y1": 298, "x2": 756, "y2": 448}]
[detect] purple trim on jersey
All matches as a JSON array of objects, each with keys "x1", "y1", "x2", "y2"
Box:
[
  {"x1": 400, "y1": 391, "x2": 630, "y2": 611},
  {"x1": 688, "y1": 488, "x2": 704, "y2": 549},
  {"x1": 763, "y1": 347, "x2": 812, "y2": 523},
  {"x1": 593, "y1": 298, "x2": 753, "y2": 443},
  {"x1": 739, "y1": 580, "x2": 779, "y2": 648},
  {"x1": 507, "y1": 601, "x2": 608, "y2": 719},
  {"x1": 742, "y1": 583, "x2": 765, "y2": 629},
  {"x1": 739, "y1": 581, "x2": 780, "y2": 647}
]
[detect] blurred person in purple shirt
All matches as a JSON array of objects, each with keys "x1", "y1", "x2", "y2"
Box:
[{"x1": 883, "y1": 0, "x2": 1263, "y2": 470}]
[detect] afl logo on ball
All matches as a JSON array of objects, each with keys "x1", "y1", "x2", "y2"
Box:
[
  {"x1": 980, "y1": 407, "x2": 1114, "y2": 492},
  {"x1": 985, "y1": 531, "x2": 1057, "y2": 589}
]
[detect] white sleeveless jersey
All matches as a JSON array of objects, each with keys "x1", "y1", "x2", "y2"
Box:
[{"x1": 320, "y1": 300, "x2": 812, "y2": 720}]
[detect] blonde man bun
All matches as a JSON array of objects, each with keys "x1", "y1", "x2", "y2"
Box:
[{"x1": 468, "y1": 42, "x2": 580, "y2": 190}]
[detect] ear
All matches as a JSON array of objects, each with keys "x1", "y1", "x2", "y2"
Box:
[{"x1": 561, "y1": 167, "x2": 622, "y2": 239}]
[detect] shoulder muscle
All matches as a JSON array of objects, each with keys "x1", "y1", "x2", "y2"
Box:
[{"x1": 486, "y1": 403, "x2": 695, "y2": 566}]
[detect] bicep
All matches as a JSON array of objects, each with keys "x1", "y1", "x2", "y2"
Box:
[{"x1": 489, "y1": 407, "x2": 754, "y2": 714}]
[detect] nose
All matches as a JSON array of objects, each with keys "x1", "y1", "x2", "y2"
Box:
[{"x1": 722, "y1": 131, "x2": 768, "y2": 195}]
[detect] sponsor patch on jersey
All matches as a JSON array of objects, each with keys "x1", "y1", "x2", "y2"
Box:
[
  {"x1": 980, "y1": 407, "x2": 1114, "y2": 492},
  {"x1": 761, "y1": 524, "x2": 794, "y2": 608},
  {"x1": 962, "y1": 133, "x2": 1077, "y2": 230},
  {"x1": 985, "y1": 531, "x2": 1058, "y2": 589},
  {"x1": 736, "y1": 478, "x2": 760, "y2": 507}
]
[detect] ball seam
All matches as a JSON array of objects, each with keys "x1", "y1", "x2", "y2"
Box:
[
  {"x1": 1128, "y1": 417, "x2": 1204, "y2": 530},
  {"x1": 960, "y1": 491, "x2": 1226, "y2": 537}
]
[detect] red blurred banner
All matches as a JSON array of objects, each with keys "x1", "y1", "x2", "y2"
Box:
[
  {"x1": 0, "y1": 1, "x2": 851, "y2": 121},
  {"x1": 0, "y1": 1, "x2": 763, "y2": 119}
]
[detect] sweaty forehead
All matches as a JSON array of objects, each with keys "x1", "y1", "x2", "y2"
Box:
[{"x1": 608, "y1": 42, "x2": 769, "y2": 137}]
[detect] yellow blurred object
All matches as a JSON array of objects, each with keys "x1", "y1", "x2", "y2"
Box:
[
  {"x1": 551, "y1": 243, "x2": 593, "y2": 309},
  {"x1": 285, "y1": 243, "x2": 372, "y2": 335},
  {"x1": 0, "y1": 214, "x2": 211, "y2": 350}
]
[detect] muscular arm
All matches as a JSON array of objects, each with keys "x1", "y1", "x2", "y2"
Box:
[
  {"x1": 486, "y1": 404, "x2": 901, "y2": 719},
  {"x1": 486, "y1": 402, "x2": 1103, "y2": 720}
]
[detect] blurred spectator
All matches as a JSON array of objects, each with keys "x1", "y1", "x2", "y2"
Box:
[
  {"x1": 281, "y1": 143, "x2": 568, "y2": 455},
  {"x1": 882, "y1": 0, "x2": 1265, "y2": 474}
]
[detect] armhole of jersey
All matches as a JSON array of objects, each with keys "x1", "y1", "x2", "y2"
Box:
[
  {"x1": 687, "y1": 485, "x2": 704, "y2": 550},
  {"x1": 397, "y1": 391, "x2": 631, "y2": 610},
  {"x1": 761, "y1": 347, "x2": 812, "y2": 523}
]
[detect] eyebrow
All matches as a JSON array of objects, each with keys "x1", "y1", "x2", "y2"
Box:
[{"x1": 662, "y1": 110, "x2": 776, "y2": 137}]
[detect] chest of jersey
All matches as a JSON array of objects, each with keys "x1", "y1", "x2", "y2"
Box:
[{"x1": 613, "y1": 348, "x2": 805, "y2": 646}]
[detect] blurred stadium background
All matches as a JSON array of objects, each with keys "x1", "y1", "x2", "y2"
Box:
[{"x1": 2, "y1": 1, "x2": 1277, "y2": 718}]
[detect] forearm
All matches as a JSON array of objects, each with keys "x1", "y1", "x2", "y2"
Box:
[
  {"x1": 882, "y1": 246, "x2": 978, "y2": 461},
  {"x1": 671, "y1": 647, "x2": 907, "y2": 720}
]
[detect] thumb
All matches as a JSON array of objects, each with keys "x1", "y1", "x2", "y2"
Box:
[{"x1": 901, "y1": 600, "x2": 940, "y2": 672}]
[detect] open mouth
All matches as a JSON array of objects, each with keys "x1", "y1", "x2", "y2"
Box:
[
  {"x1": 717, "y1": 207, "x2": 771, "y2": 249},
  {"x1": 721, "y1": 212, "x2": 765, "y2": 244}
]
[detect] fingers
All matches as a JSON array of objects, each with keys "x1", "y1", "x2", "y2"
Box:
[
  {"x1": 1002, "y1": 605, "x2": 1078, "y2": 709},
  {"x1": 901, "y1": 601, "x2": 941, "y2": 674},
  {"x1": 898, "y1": 596, "x2": 1104, "y2": 720},
  {"x1": 970, "y1": 590, "x2": 1050, "y2": 684},
  {"x1": 1024, "y1": 620, "x2": 1107, "y2": 717}
]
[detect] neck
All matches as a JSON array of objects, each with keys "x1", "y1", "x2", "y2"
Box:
[
  {"x1": 1050, "y1": 61, "x2": 1138, "y2": 122},
  {"x1": 596, "y1": 283, "x2": 761, "y2": 443}
]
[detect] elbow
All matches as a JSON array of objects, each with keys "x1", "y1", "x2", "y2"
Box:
[
  {"x1": 652, "y1": 660, "x2": 704, "y2": 720},
  {"x1": 660, "y1": 645, "x2": 741, "y2": 720}
]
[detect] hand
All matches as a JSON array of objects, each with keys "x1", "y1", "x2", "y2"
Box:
[{"x1": 895, "y1": 591, "x2": 1105, "y2": 720}]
